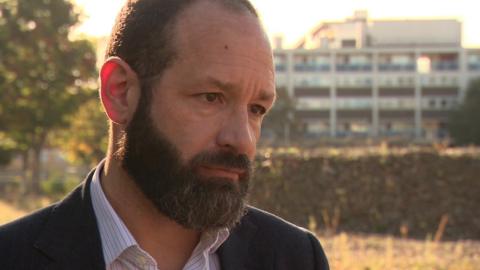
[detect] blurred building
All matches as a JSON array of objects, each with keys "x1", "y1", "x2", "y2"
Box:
[{"x1": 274, "y1": 11, "x2": 480, "y2": 141}]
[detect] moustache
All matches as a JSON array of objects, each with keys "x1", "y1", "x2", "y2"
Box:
[{"x1": 189, "y1": 150, "x2": 253, "y2": 179}]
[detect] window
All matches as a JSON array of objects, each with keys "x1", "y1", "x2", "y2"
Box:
[
  {"x1": 441, "y1": 99, "x2": 448, "y2": 108},
  {"x1": 341, "y1": 39, "x2": 356, "y2": 48},
  {"x1": 386, "y1": 122, "x2": 392, "y2": 131}
]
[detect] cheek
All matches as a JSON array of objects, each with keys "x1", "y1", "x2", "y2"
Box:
[{"x1": 151, "y1": 102, "x2": 221, "y2": 160}]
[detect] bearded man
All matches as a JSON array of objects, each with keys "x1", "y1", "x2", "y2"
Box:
[{"x1": 0, "y1": 0, "x2": 329, "y2": 269}]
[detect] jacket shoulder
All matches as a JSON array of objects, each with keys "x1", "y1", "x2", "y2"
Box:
[
  {"x1": 243, "y1": 206, "x2": 329, "y2": 269},
  {"x1": 245, "y1": 206, "x2": 312, "y2": 240},
  {"x1": 0, "y1": 203, "x2": 56, "y2": 243},
  {"x1": 0, "y1": 204, "x2": 58, "y2": 268}
]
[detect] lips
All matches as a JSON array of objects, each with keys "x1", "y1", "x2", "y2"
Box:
[{"x1": 197, "y1": 165, "x2": 245, "y2": 181}]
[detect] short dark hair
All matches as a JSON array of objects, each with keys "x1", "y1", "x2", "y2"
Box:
[{"x1": 105, "y1": 0, "x2": 258, "y2": 83}]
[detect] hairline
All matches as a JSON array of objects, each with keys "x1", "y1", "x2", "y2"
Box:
[
  {"x1": 105, "y1": 0, "x2": 262, "y2": 133},
  {"x1": 142, "y1": 0, "x2": 260, "y2": 86}
]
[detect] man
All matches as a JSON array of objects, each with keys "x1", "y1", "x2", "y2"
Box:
[{"x1": 0, "y1": 0, "x2": 329, "y2": 269}]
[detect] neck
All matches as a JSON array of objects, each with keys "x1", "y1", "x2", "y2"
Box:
[{"x1": 101, "y1": 156, "x2": 201, "y2": 270}]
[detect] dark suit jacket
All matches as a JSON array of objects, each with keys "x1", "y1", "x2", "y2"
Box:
[{"x1": 0, "y1": 169, "x2": 329, "y2": 270}]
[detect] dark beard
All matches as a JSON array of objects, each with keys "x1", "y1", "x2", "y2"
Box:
[{"x1": 115, "y1": 91, "x2": 252, "y2": 231}]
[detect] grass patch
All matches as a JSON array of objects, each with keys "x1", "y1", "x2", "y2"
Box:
[
  {"x1": 1, "y1": 200, "x2": 479, "y2": 269},
  {"x1": 319, "y1": 232, "x2": 480, "y2": 270}
]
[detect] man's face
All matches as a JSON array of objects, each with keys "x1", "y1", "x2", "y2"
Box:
[
  {"x1": 149, "y1": 1, "x2": 275, "y2": 166},
  {"x1": 117, "y1": 1, "x2": 275, "y2": 230}
]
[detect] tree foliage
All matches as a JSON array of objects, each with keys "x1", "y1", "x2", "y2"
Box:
[
  {"x1": 0, "y1": 0, "x2": 97, "y2": 192},
  {"x1": 448, "y1": 78, "x2": 480, "y2": 145},
  {"x1": 262, "y1": 88, "x2": 303, "y2": 145},
  {"x1": 0, "y1": 133, "x2": 15, "y2": 166},
  {"x1": 54, "y1": 99, "x2": 108, "y2": 167}
]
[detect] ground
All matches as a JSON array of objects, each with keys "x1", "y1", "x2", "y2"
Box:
[
  {"x1": 320, "y1": 232, "x2": 480, "y2": 270},
  {"x1": 1, "y1": 200, "x2": 479, "y2": 270}
]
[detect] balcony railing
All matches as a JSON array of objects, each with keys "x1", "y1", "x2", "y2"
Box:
[
  {"x1": 280, "y1": 62, "x2": 469, "y2": 72},
  {"x1": 275, "y1": 64, "x2": 286, "y2": 72},
  {"x1": 378, "y1": 63, "x2": 416, "y2": 72},
  {"x1": 336, "y1": 64, "x2": 372, "y2": 72},
  {"x1": 432, "y1": 62, "x2": 459, "y2": 71},
  {"x1": 379, "y1": 129, "x2": 416, "y2": 137},
  {"x1": 335, "y1": 130, "x2": 370, "y2": 138},
  {"x1": 468, "y1": 63, "x2": 480, "y2": 71},
  {"x1": 294, "y1": 64, "x2": 330, "y2": 72}
]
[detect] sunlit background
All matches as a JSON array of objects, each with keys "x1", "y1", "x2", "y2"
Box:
[
  {"x1": 73, "y1": 0, "x2": 480, "y2": 47},
  {"x1": 1, "y1": 1, "x2": 480, "y2": 269}
]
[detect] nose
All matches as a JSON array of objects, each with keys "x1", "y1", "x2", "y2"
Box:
[{"x1": 216, "y1": 109, "x2": 256, "y2": 158}]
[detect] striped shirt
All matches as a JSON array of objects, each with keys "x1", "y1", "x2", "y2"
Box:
[{"x1": 90, "y1": 160, "x2": 230, "y2": 270}]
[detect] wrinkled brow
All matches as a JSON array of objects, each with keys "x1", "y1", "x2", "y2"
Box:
[{"x1": 206, "y1": 76, "x2": 276, "y2": 103}]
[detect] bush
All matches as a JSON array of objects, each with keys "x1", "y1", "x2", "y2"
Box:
[
  {"x1": 0, "y1": 147, "x2": 13, "y2": 167},
  {"x1": 40, "y1": 174, "x2": 81, "y2": 201},
  {"x1": 448, "y1": 78, "x2": 480, "y2": 145},
  {"x1": 250, "y1": 147, "x2": 480, "y2": 240}
]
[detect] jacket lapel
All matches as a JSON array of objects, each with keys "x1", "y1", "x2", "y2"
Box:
[
  {"x1": 218, "y1": 208, "x2": 273, "y2": 270},
  {"x1": 33, "y1": 170, "x2": 105, "y2": 270},
  {"x1": 31, "y1": 170, "x2": 272, "y2": 270}
]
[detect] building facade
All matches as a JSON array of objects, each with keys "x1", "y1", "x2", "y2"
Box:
[{"x1": 274, "y1": 12, "x2": 480, "y2": 140}]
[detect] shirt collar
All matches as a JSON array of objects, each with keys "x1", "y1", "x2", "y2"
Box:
[
  {"x1": 90, "y1": 159, "x2": 137, "y2": 265},
  {"x1": 90, "y1": 159, "x2": 231, "y2": 265}
]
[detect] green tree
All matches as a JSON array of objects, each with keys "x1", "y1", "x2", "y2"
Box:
[
  {"x1": 55, "y1": 99, "x2": 108, "y2": 167},
  {"x1": 0, "y1": 0, "x2": 97, "y2": 193},
  {"x1": 448, "y1": 78, "x2": 480, "y2": 145},
  {"x1": 262, "y1": 88, "x2": 300, "y2": 145},
  {"x1": 0, "y1": 133, "x2": 15, "y2": 167}
]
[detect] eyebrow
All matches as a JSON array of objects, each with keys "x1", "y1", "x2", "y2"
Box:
[{"x1": 206, "y1": 76, "x2": 276, "y2": 103}]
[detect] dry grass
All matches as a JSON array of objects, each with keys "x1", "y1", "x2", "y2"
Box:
[
  {"x1": 1, "y1": 201, "x2": 479, "y2": 270},
  {"x1": 319, "y1": 232, "x2": 480, "y2": 270}
]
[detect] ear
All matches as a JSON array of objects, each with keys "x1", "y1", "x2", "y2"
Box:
[{"x1": 99, "y1": 57, "x2": 141, "y2": 126}]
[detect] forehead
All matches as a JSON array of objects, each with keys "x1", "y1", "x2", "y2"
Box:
[{"x1": 171, "y1": 0, "x2": 273, "y2": 73}]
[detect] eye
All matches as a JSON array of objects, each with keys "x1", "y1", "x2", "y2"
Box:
[
  {"x1": 250, "y1": 104, "x2": 266, "y2": 116},
  {"x1": 203, "y1": 93, "x2": 221, "y2": 103}
]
